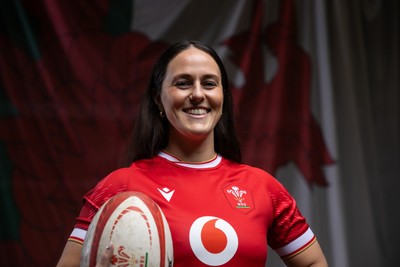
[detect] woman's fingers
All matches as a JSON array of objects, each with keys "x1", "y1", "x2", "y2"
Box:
[{"x1": 96, "y1": 242, "x2": 114, "y2": 267}]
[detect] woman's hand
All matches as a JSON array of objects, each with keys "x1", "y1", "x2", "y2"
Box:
[{"x1": 95, "y1": 243, "x2": 114, "y2": 267}]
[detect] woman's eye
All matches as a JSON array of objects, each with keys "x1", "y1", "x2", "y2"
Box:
[
  {"x1": 202, "y1": 81, "x2": 218, "y2": 89},
  {"x1": 173, "y1": 81, "x2": 191, "y2": 89}
]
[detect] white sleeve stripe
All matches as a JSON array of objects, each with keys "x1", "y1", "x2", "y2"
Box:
[
  {"x1": 274, "y1": 228, "x2": 315, "y2": 256},
  {"x1": 70, "y1": 228, "x2": 87, "y2": 241}
]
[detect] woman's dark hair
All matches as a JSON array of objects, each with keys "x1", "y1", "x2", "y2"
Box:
[{"x1": 124, "y1": 40, "x2": 241, "y2": 164}]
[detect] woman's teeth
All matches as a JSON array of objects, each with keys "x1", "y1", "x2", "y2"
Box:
[{"x1": 185, "y1": 108, "x2": 208, "y2": 115}]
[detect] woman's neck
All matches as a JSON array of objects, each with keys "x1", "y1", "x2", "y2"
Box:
[{"x1": 164, "y1": 132, "x2": 216, "y2": 162}]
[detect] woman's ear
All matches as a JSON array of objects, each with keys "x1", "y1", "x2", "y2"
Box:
[
  {"x1": 153, "y1": 93, "x2": 164, "y2": 112},
  {"x1": 153, "y1": 94, "x2": 166, "y2": 118}
]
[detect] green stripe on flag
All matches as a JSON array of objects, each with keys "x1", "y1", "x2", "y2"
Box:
[{"x1": 0, "y1": 142, "x2": 20, "y2": 240}]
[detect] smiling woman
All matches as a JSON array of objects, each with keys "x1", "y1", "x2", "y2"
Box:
[
  {"x1": 56, "y1": 40, "x2": 328, "y2": 267},
  {"x1": 159, "y1": 47, "x2": 224, "y2": 158}
]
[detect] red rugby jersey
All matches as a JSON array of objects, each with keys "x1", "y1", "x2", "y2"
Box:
[{"x1": 69, "y1": 152, "x2": 315, "y2": 266}]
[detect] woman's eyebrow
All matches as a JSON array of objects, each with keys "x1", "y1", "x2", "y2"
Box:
[
  {"x1": 172, "y1": 73, "x2": 192, "y2": 80},
  {"x1": 171, "y1": 73, "x2": 220, "y2": 82},
  {"x1": 202, "y1": 74, "x2": 220, "y2": 81}
]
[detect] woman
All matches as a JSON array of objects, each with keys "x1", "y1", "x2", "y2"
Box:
[{"x1": 57, "y1": 40, "x2": 328, "y2": 266}]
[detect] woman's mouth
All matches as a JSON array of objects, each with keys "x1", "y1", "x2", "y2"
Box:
[{"x1": 183, "y1": 108, "x2": 210, "y2": 115}]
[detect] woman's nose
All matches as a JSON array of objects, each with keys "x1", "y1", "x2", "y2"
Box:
[{"x1": 190, "y1": 83, "x2": 205, "y2": 102}]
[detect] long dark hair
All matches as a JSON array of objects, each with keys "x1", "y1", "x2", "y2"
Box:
[{"x1": 124, "y1": 40, "x2": 241, "y2": 164}]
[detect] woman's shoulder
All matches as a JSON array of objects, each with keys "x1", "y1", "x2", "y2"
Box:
[
  {"x1": 221, "y1": 158, "x2": 284, "y2": 190},
  {"x1": 222, "y1": 157, "x2": 275, "y2": 178},
  {"x1": 106, "y1": 156, "x2": 162, "y2": 177},
  {"x1": 86, "y1": 158, "x2": 161, "y2": 200}
]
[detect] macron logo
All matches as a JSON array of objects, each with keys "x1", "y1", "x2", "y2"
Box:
[{"x1": 158, "y1": 187, "x2": 175, "y2": 202}]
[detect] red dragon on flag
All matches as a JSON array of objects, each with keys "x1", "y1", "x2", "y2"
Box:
[{"x1": 225, "y1": 0, "x2": 334, "y2": 186}]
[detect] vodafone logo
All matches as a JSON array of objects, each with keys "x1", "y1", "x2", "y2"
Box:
[{"x1": 189, "y1": 216, "x2": 238, "y2": 266}]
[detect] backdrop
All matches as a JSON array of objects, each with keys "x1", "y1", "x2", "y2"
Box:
[{"x1": 0, "y1": 0, "x2": 398, "y2": 266}]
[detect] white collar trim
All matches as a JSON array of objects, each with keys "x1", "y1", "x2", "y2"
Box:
[{"x1": 158, "y1": 151, "x2": 222, "y2": 169}]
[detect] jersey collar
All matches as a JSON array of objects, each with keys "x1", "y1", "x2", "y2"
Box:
[{"x1": 158, "y1": 151, "x2": 222, "y2": 169}]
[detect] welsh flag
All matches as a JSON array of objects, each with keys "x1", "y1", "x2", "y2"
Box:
[{"x1": 0, "y1": 1, "x2": 336, "y2": 266}]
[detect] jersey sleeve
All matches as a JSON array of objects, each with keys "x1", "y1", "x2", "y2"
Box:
[
  {"x1": 266, "y1": 178, "x2": 316, "y2": 259},
  {"x1": 68, "y1": 167, "x2": 130, "y2": 244}
]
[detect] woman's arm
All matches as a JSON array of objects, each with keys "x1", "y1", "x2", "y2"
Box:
[
  {"x1": 283, "y1": 240, "x2": 328, "y2": 267},
  {"x1": 56, "y1": 241, "x2": 83, "y2": 267}
]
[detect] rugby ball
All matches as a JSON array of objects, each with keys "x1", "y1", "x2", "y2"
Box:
[{"x1": 80, "y1": 191, "x2": 173, "y2": 267}]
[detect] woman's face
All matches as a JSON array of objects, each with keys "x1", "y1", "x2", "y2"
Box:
[{"x1": 160, "y1": 47, "x2": 224, "y2": 142}]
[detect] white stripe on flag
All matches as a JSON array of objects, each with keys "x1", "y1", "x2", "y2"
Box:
[{"x1": 314, "y1": 0, "x2": 349, "y2": 266}]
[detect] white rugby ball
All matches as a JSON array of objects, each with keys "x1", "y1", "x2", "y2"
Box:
[{"x1": 80, "y1": 191, "x2": 173, "y2": 267}]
